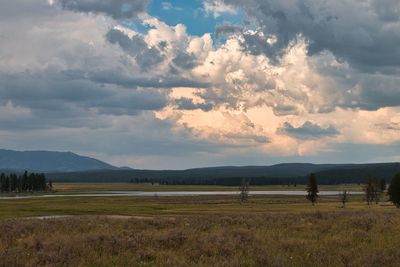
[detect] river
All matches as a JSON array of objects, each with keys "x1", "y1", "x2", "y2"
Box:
[{"x1": 0, "y1": 190, "x2": 363, "y2": 199}]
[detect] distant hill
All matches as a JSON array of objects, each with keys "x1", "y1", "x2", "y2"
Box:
[
  {"x1": 46, "y1": 162, "x2": 400, "y2": 185},
  {"x1": 0, "y1": 149, "x2": 119, "y2": 172},
  {"x1": 1, "y1": 149, "x2": 399, "y2": 185},
  {"x1": 47, "y1": 163, "x2": 331, "y2": 183},
  {"x1": 314, "y1": 163, "x2": 400, "y2": 183}
]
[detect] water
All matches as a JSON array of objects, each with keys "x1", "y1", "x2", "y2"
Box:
[{"x1": 0, "y1": 190, "x2": 363, "y2": 199}]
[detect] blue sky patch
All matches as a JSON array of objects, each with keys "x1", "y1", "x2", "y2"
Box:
[{"x1": 148, "y1": 0, "x2": 245, "y2": 37}]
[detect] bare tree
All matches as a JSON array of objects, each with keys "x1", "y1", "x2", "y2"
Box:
[
  {"x1": 365, "y1": 178, "x2": 375, "y2": 205},
  {"x1": 373, "y1": 186, "x2": 381, "y2": 204},
  {"x1": 373, "y1": 178, "x2": 387, "y2": 204},
  {"x1": 338, "y1": 190, "x2": 349, "y2": 208},
  {"x1": 239, "y1": 178, "x2": 249, "y2": 203},
  {"x1": 364, "y1": 178, "x2": 383, "y2": 205}
]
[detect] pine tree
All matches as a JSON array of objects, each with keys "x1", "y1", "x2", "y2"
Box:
[
  {"x1": 380, "y1": 178, "x2": 386, "y2": 192},
  {"x1": 0, "y1": 173, "x2": 5, "y2": 192},
  {"x1": 22, "y1": 171, "x2": 28, "y2": 192},
  {"x1": 388, "y1": 173, "x2": 400, "y2": 208},
  {"x1": 306, "y1": 173, "x2": 318, "y2": 205}
]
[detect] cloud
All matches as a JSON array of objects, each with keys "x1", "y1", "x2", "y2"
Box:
[
  {"x1": 215, "y1": 24, "x2": 242, "y2": 38},
  {"x1": 172, "y1": 52, "x2": 198, "y2": 69},
  {"x1": 0, "y1": 70, "x2": 170, "y2": 129},
  {"x1": 1, "y1": 0, "x2": 400, "y2": 168},
  {"x1": 218, "y1": 0, "x2": 400, "y2": 72},
  {"x1": 156, "y1": 104, "x2": 270, "y2": 147},
  {"x1": 161, "y1": 2, "x2": 182, "y2": 11},
  {"x1": 87, "y1": 69, "x2": 210, "y2": 89},
  {"x1": 308, "y1": 51, "x2": 400, "y2": 112},
  {"x1": 161, "y1": 2, "x2": 173, "y2": 10},
  {"x1": 174, "y1": 97, "x2": 213, "y2": 112},
  {"x1": 190, "y1": 37, "x2": 339, "y2": 115},
  {"x1": 0, "y1": 0, "x2": 209, "y2": 121},
  {"x1": 106, "y1": 28, "x2": 164, "y2": 70},
  {"x1": 377, "y1": 122, "x2": 400, "y2": 131},
  {"x1": 279, "y1": 121, "x2": 340, "y2": 140},
  {"x1": 59, "y1": 0, "x2": 149, "y2": 19},
  {"x1": 0, "y1": 0, "x2": 175, "y2": 130},
  {"x1": 203, "y1": 0, "x2": 237, "y2": 18}
]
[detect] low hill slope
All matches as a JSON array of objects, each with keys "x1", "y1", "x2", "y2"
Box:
[{"x1": 0, "y1": 149, "x2": 119, "y2": 172}]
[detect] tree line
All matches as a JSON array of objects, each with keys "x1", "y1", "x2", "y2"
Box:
[
  {"x1": 0, "y1": 171, "x2": 50, "y2": 193},
  {"x1": 47, "y1": 163, "x2": 400, "y2": 184},
  {"x1": 238, "y1": 172, "x2": 400, "y2": 208},
  {"x1": 305, "y1": 173, "x2": 400, "y2": 208}
]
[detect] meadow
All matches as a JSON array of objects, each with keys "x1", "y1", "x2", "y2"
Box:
[{"x1": 0, "y1": 183, "x2": 399, "y2": 266}]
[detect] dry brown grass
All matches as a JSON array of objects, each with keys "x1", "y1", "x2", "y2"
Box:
[{"x1": 1, "y1": 210, "x2": 400, "y2": 267}]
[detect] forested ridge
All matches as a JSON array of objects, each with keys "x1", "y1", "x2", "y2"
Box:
[{"x1": 45, "y1": 162, "x2": 400, "y2": 185}]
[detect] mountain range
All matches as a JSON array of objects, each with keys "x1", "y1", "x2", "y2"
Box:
[
  {"x1": 1, "y1": 149, "x2": 399, "y2": 184},
  {"x1": 0, "y1": 149, "x2": 119, "y2": 172}
]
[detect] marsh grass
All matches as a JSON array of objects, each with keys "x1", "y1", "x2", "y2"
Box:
[
  {"x1": 0, "y1": 185, "x2": 396, "y2": 266},
  {"x1": 0, "y1": 194, "x2": 388, "y2": 219},
  {"x1": 1, "y1": 211, "x2": 400, "y2": 266}
]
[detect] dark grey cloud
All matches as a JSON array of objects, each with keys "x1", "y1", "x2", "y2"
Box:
[
  {"x1": 88, "y1": 69, "x2": 210, "y2": 89},
  {"x1": 314, "y1": 58, "x2": 400, "y2": 111},
  {"x1": 224, "y1": 133, "x2": 270, "y2": 144},
  {"x1": 240, "y1": 30, "x2": 280, "y2": 62},
  {"x1": 0, "y1": 0, "x2": 56, "y2": 20},
  {"x1": 356, "y1": 74, "x2": 400, "y2": 110},
  {"x1": 271, "y1": 105, "x2": 300, "y2": 117},
  {"x1": 0, "y1": 70, "x2": 169, "y2": 128},
  {"x1": 174, "y1": 97, "x2": 213, "y2": 111},
  {"x1": 106, "y1": 29, "x2": 164, "y2": 70},
  {"x1": 372, "y1": 0, "x2": 400, "y2": 22},
  {"x1": 59, "y1": 0, "x2": 149, "y2": 19},
  {"x1": 279, "y1": 121, "x2": 339, "y2": 140},
  {"x1": 91, "y1": 89, "x2": 167, "y2": 115},
  {"x1": 172, "y1": 52, "x2": 198, "y2": 69},
  {"x1": 219, "y1": 0, "x2": 400, "y2": 71},
  {"x1": 215, "y1": 24, "x2": 242, "y2": 37}
]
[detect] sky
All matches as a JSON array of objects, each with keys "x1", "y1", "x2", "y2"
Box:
[{"x1": 0, "y1": 0, "x2": 400, "y2": 169}]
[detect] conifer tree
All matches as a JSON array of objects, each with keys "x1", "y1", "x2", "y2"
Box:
[
  {"x1": 388, "y1": 173, "x2": 400, "y2": 208},
  {"x1": 306, "y1": 173, "x2": 318, "y2": 205},
  {"x1": 380, "y1": 178, "x2": 386, "y2": 192}
]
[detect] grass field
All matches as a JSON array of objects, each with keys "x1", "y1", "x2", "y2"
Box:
[
  {"x1": 0, "y1": 183, "x2": 398, "y2": 266},
  {"x1": 1, "y1": 210, "x2": 399, "y2": 266},
  {"x1": 0, "y1": 194, "x2": 393, "y2": 219}
]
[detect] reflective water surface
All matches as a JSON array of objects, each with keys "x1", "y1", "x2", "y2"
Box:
[{"x1": 0, "y1": 190, "x2": 363, "y2": 199}]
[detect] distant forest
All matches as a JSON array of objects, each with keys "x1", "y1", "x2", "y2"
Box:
[
  {"x1": 0, "y1": 171, "x2": 49, "y2": 193},
  {"x1": 46, "y1": 163, "x2": 400, "y2": 185}
]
